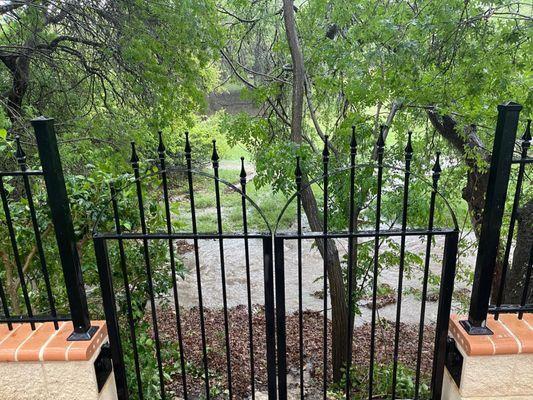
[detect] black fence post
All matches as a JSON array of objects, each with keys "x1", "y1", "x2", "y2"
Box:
[
  {"x1": 94, "y1": 237, "x2": 129, "y2": 400},
  {"x1": 431, "y1": 230, "x2": 459, "y2": 398},
  {"x1": 274, "y1": 235, "x2": 287, "y2": 400},
  {"x1": 262, "y1": 236, "x2": 277, "y2": 400},
  {"x1": 31, "y1": 116, "x2": 96, "y2": 340},
  {"x1": 461, "y1": 102, "x2": 522, "y2": 335}
]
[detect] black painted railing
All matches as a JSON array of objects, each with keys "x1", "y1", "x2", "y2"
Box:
[{"x1": 0, "y1": 117, "x2": 96, "y2": 341}]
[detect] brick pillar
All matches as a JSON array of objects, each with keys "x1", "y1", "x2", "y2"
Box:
[
  {"x1": 0, "y1": 321, "x2": 117, "y2": 400},
  {"x1": 443, "y1": 314, "x2": 533, "y2": 399}
]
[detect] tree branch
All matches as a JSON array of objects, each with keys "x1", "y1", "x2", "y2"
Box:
[
  {"x1": 0, "y1": 1, "x2": 29, "y2": 16},
  {"x1": 304, "y1": 75, "x2": 340, "y2": 158},
  {"x1": 372, "y1": 101, "x2": 402, "y2": 160}
]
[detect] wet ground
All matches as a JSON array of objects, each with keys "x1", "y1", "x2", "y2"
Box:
[{"x1": 173, "y1": 226, "x2": 475, "y2": 326}]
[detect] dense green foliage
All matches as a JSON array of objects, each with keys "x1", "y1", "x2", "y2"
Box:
[{"x1": 220, "y1": 0, "x2": 531, "y2": 296}]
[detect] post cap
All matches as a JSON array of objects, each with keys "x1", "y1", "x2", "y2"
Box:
[
  {"x1": 30, "y1": 116, "x2": 55, "y2": 129},
  {"x1": 497, "y1": 101, "x2": 522, "y2": 111}
]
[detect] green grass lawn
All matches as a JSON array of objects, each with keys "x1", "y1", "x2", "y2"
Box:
[{"x1": 173, "y1": 165, "x2": 295, "y2": 233}]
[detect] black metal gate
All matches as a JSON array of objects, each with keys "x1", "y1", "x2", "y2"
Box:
[{"x1": 92, "y1": 128, "x2": 459, "y2": 400}]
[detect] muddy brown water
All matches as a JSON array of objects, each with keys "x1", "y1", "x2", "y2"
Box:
[
  {"x1": 172, "y1": 230, "x2": 475, "y2": 326},
  {"x1": 170, "y1": 160, "x2": 475, "y2": 325}
]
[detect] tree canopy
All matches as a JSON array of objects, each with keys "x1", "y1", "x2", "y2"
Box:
[{"x1": 0, "y1": 0, "x2": 221, "y2": 169}]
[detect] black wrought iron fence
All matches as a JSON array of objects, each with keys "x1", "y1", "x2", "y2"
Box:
[
  {"x1": 0, "y1": 118, "x2": 96, "y2": 340},
  {"x1": 0, "y1": 137, "x2": 58, "y2": 329},
  {"x1": 491, "y1": 118, "x2": 532, "y2": 319},
  {"x1": 0, "y1": 102, "x2": 530, "y2": 400}
]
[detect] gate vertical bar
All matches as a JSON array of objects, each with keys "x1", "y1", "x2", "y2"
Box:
[
  {"x1": 184, "y1": 132, "x2": 210, "y2": 399},
  {"x1": 130, "y1": 142, "x2": 166, "y2": 398},
  {"x1": 274, "y1": 235, "x2": 287, "y2": 399},
  {"x1": 295, "y1": 157, "x2": 304, "y2": 399},
  {"x1": 369, "y1": 126, "x2": 385, "y2": 399},
  {"x1": 431, "y1": 230, "x2": 459, "y2": 399},
  {"x1": 31, "y1": 116, "x2": 94, "y2": 339},
  {"x1": 462, "y1": 102, "x2": 522, "y2": 334},
  {"x1": 322, "y1": 137, "x2": 329, "y2": 400},
  {"x1": 240, "y1": 157, "x2": 256, "y2": 399},
  {"x1": 414, "y1": 152, "x2": 441, "y2": 399},
  {"x1": 391, "y1": 132, "x2": 413, "y2": 399},
  {"x1": 158, "y1": 133, "x2": 188, "y2": 398},
  {"x1": 94, "y1": 237, "x2": 129, "y2": 400},
  {"x1": 109, "y1": 183, "x2": 144, "y2": 399},
  {"x1": 263, "y1": 236, "x2": 277, "y2": 399},
  {"x1": 345, "y1": 128, "x2": 357, "y2": 399},
  {"x1": 211, "y1": 141, "x2": 233, "y2": 399}
]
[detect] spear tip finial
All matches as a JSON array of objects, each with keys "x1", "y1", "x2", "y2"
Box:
[
  {"x1": 405, "y1": 131, "x2": 413, "y2": 155},
  {"x1": 184, "y1": 131, "x2": 191, "y2": 154},
  {"x1": 322, "y1": 135, "x2": 329, "y2": 158},
  {"x1": 109, "y1": 181, "x2": 117, "y2": 196},
  {"x1": 240, "y1": 157, "x2": 246, "y2": 179},
  {"x1": 295, "y1": 156, "x2": 302, "y2": 178},
  {"x1": 157, "y1": 131, "x2": 165, "y2": 155},
  {"x1": 377, "y1": 125, "x2": 386, "y2": 147},
  {"x1": 211, "y1": 139, "x2": 219, "y2": 162},
  {"x1": 130, "y1": 141, "x2": 139, "y2": 164},
  {"x1": 432, "y1": 151, "x2": 442, "y2": 173},
  {"x1": 15, "y1": 135, "x2": 26, "y2": 162},
  {"x1": 350, "y1": 126, "x2": 357, "y2": 149}
]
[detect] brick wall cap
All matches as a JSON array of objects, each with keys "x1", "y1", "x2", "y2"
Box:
[
  {"x1": 0, "y1": 321, "x2": 107, "y2": 362},
  {"x1": 450, "y1": 314, "x2": 533, "y2": 356}
]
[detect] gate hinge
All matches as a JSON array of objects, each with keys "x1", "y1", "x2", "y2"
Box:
[
  {"x1": 445, "y1": 336, "x2": 463, "y2": 387},
  {"x1": 94, "y1": 342, "x2": 113, "y2": 392}
]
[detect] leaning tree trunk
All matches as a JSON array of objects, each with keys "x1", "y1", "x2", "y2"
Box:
[
  {"x1": 426, "y1": 110, "x2": 530, "y2": 301},
  {"x1": 282, "y1": 0, "x2": 348, "y2": 383},
  {"x1": 1, "y1": 49, "x2": 31, "y2": 129},
  {"x1": 504, "y1": 199, "x2": 533, "y2": 304}
]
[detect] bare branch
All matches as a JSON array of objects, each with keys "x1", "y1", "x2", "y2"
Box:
[{"x1": 0, "y1": 1, "x2": 29, "y2": 15}]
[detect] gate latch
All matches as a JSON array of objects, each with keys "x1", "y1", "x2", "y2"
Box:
[
  {"x1": 94, "y1": 342, "x2": 113, "y2": 392},
  {"x1": 445, "y1": 336, "x2": 463, "y2": 387}
]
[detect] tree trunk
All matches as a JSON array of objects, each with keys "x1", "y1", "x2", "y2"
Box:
[
  {"x1": 426, "y1": 110, "x2": 526, "y2": 301},
  {"x1": 1, "y1": 53, "x2": 31, "y2": 127},
  {"x1": 426, "y1": 111, "x2": 490, "y2": 239},
  {"x1": 504, "y1": 199, "x2": 533, "y2": 304},
  {"x1": 282, "y1": 0, "x2": 348, "y2": 383}
]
